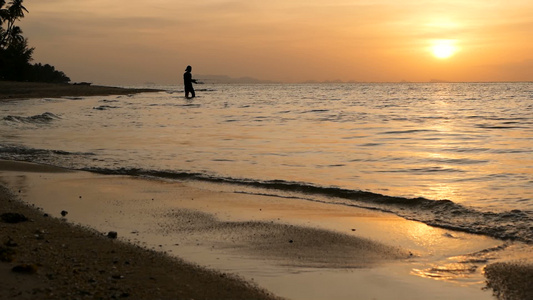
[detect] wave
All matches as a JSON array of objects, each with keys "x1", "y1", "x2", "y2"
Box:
[
  {"x1": 0, "y1": 145, "x2": 94, "y2": 159},
  {"x1": 379, "y1": 129, "x2": 437, "y2": 135},
  {"x1": 80, "y1": 167, "x2": 533, "y2": 244},
  {"x1": 93, "y1": 105, "x2": 120, "y2": 110},
  {"x1": 1, "y1": 141, "x2": 530, "y2": 244},
  {"x1": 3, "y1": 112, "x2": 60, "y2": 124}
]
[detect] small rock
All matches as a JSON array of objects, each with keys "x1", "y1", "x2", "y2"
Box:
[
  {"x1": 60, "y1": 210, "x2": 68, "y2": 217},
  {"x1": 12, "y1": 264, "x2": 38, "y2": 274},
  {"x1": 289, "y1": 240, "x2": 293, "y2": 243},
  {"x1": 442, "y1": 232, "x2": 455, "y2": 238},
  {"x1": 5, "y1": 237, "x2": 17, "y2": 247},
  {"x1": 351, "y1": 229, "x2": 356, "y2": 231},
  {"x1": 107, "y1": 231, "x2": 118, "y2": 239},
  {"x1": 1, "y1": 213, "x2": 28, "y2": 223},
  {"x1": 0, "y1": 246, "x2": 17, "y2": 262}
]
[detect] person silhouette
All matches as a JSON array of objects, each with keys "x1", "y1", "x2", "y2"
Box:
[{"x1": 183, "y1": 65, "x2": 197, "y2": 98}]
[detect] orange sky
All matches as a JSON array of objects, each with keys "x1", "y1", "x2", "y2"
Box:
[{"x1": 21, "y1": 0, "x2": 533, "y2": 84}]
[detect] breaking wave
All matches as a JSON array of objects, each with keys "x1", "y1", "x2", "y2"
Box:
[
  {"x1": 0, "y1": 145, "x2": 94, "y2": 162},
  {"x1": 3, "y1": 112, "x2": 60, "y2": 124},
  {"x1": 80, "y1": 166, "x2": 533, "y2": 244}
]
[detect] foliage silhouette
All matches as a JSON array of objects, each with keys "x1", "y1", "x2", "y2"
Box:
[{"x1": 0, "y1": 0, "x2": 70, "y2": 83}]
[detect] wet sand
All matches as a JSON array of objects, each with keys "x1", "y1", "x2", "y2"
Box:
[
  {"x1": 1, "y1": 160, "x2": 531, "y2": 299},
  {"x1": 0, "y1": 81, "x2": 161, "y2": 101},
  {"x1": 0, "y1": 169, "x2": 279, "y2": 299}
]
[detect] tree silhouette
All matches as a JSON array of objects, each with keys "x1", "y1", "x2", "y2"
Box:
[
  {"x1": 0, "y1": 0, "x2": 28, "y2": 47},
  {"x1": 1, "y1": 0, "x2": 70, "y2": 83}
]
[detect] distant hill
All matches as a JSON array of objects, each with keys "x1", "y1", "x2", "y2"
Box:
[{"x1": 196, "y1": 75, "x2": 278, "y2": 84}]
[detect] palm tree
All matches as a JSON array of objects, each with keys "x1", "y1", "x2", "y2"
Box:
[
  {"x1": 0, "y1": 1, "x2": 8, "y2": 47},
  {"x1": 0, "y1": 0, "x2": 33, "y2": 81},
  {"x1": 0, "y1": 0, "x2": 28, "y2": 48},
  {"x1": 0, "y1": 0, "x2": 69, "y2": 82},
  {"x1": 0, "y1": 0, "x2": 6, "y2": 22}
]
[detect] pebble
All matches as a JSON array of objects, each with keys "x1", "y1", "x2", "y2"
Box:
[{"x1": 5, "y1": 237, "x2": 18, "y2": 247}]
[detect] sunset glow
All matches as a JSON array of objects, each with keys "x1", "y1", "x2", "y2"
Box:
[
  {"x1": 20, "y1": 1, "x2": 533, "y2": 84},
  {"x1": 431, "y1": 40, "x2": 457, "y2": 59}
]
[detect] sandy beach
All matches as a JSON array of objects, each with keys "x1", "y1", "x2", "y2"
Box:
[
  {"x1": 0, "y1": 160, "x2": 531, "y2": 300},
  {"x1": 0, "y1": 162, "x2": 282, "y2": 299},
  {"x1": 0, "y1": 82, "x2": 531, "y2": 300},
  {"x1": 0, "y1": 81, "x2": 162, "y2": 101}
]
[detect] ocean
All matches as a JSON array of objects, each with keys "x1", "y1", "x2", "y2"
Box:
[{"x1": 1, "y1": 82, "x2": 532, "y2": 243}]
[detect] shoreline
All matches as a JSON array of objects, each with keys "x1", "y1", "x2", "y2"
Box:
[
  {"x1": 0, "y1": 81, "x2": 163, "y2": 100},
  {"x1": 1, "y1": 160, "x2": 531, "y2": 299},
  {"x1": 0, "y1": 171, "x2": 279, "y2": 299}
]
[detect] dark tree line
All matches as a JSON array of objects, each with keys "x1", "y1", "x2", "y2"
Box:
[{"x1": 0, "y1": 0, "x2": 70, "y2": 83}]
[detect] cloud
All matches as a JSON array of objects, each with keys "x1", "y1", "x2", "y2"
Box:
[
  {"x1": 18, "y1": 0, "x2": 533, "y2": 83},
  {"x1": 485, "y1": 59, "x2": 533, "y2": 81}
]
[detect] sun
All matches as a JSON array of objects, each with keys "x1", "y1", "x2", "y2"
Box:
[{"x1": 431, "y1": 40, "x2": 457, "y2": 59}]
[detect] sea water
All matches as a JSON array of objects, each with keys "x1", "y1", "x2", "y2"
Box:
[{"x1": 1, "y1": 82, "x2": 532, "y2": 243}]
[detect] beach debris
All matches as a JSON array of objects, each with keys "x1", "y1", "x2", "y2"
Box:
[
  {"x1": 107, "y1": 231, "x2": 118, "y2": 239},
  {"x1": 5, "y1": 237, "x2": 18, "y2": 247},
  {"x1": 351, "y1": 228, "x2": 356, "y2": 231},
  {"x1": 442, "y1": 232, "x2": 457, "y2": 239},
  {"x1": 12, "y1": 264, "x2": 38, "y2": 274},
  {"x1": 60, "y1": 210, "x2": 68, "y2": 217},
  {"x1": 34, "y1": 229, "x2": 46, "y2": 240},
  {"x1": 289, "y1": 239, "x2": 294, "y2": 243},
  {"x1": 73, "y1": 82, "x2": 92, "y2": 86},
  {"x1": 1, "y1": 212, "x2": 28, "y2": 223},
  {"x1": 0, "y1": 246, "x2": 17, "y2": 262}
]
